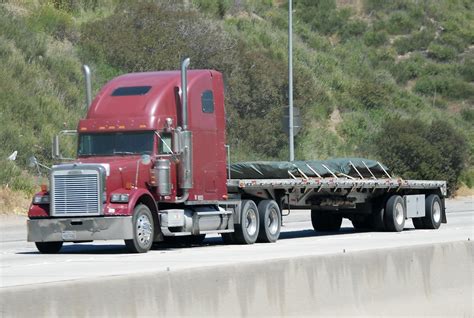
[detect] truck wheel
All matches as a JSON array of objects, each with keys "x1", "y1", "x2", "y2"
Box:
[
  {"x1": 125, "y1": 204, "x2": 154, "y2": 253},
  {"x1": 35, "y1": 242, "x2": 63, "y2": 254},
  {"x1": 311, "y1": 209, "x2": 342, "y2": 231},
  {"x1": 257, "y1": 200, "x2": 281, "y2": 243},
  {"x1": 422, "y1": 194, "x2": 442, "y2": 229},
  {"x1": 233, "y1": 200, "x2": 260, "y2": 244},
  {"x1": 384, "y1": 195, "x2": 405, "y2": 232}
]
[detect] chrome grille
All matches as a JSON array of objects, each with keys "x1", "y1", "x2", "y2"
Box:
[{"x1": 52, "y1": 171, "x2": 101, "y2": 216}]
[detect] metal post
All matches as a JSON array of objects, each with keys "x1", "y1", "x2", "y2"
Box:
[{"x1": 288, "y1": 0, "x2": 294, "y2": 161}]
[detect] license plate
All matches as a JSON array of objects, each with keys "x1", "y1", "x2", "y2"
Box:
[{"x1": 62, "y1": 231, "x2": 76, "y2": 240}]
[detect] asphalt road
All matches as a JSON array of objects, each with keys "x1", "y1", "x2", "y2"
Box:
[{"x1": 1, "y1": 197, "x2": 472, "y2": 289}]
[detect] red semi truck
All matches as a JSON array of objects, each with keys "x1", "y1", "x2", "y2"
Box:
[{"x1": 27, "y1": 59, "x2": 447, "y2": 253}]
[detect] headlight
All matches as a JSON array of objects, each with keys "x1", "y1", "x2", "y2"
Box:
[
  {"x1": 33, "y1": 195, "x2": 50, "y2": 205},
  {"x1": 110, "y1": 193, "x2": 129, "y2": 203}
]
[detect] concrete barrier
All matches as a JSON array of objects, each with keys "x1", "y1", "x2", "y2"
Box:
[{"x1": 1, "y1": 241, "x2": 473, "y2": 317}]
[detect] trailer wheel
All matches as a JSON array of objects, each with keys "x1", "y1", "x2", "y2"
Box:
[
  {"x1": 311, "y1": 209, "x2": 342, "y2": 231},
  {"x1": 422, "y1": 194, "x2": 442, "y2": 229},
  {"x1": 125, "y1": 204, "x2": 154, "y2": 253},
  {"x1": 233, "y1": 200, "x2": 260, "y2": 244},
  {"x1": 257, "y1": 200, "x2": 281, "y2": 243},
  {"x1": 35, "y1": 242, "x2": 63, "y2": 254},
  {"x1": 384, "y1": 195, "x2": 405, "y2": 232}
]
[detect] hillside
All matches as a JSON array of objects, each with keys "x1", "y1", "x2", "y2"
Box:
[{"x1": 0, "y1": 0, "x2": 472, "y2": 210}]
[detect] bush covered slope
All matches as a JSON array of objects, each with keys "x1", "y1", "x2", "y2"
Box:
[{"x1": 0, "y1": 0, "x2": 472, "y2": 196}]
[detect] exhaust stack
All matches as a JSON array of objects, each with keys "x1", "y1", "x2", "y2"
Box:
[
  {"x1": 82, "y1": 65, "x2": 92, "y2": 108},
  {"x1": 181, "y1": 58, "x2": 190, "y2": 130},
  {"x1": 179, "y1": 58, "x2": 193, "y2": 191}
]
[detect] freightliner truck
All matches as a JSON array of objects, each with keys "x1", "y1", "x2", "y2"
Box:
[{"x1": 27, "y1": 59, "x2": 447, "y2": 253}]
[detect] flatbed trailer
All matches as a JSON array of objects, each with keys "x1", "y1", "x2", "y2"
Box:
[{"x1": 220, "y1": 174, "x2": 447, "y2": 242}]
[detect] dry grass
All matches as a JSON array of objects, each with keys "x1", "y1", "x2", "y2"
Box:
[
  {"x1": 455, "y1": 184, "x2": 474, "y2": 198},
  {"x1": 0, "y1": 187, "x2": 30, "y2": 215}
]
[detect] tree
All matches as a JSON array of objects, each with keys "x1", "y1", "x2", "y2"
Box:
[{"x1": 375, "y1": 118, "x2": 468, "y2": 196}]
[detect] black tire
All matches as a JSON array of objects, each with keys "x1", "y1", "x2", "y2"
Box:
[
  {"x1": 422, "y1": 194, "x2": 443, "y2": 229},
  {"x1": 311, "y1": 209, "x2": 342, "y2": 231},
  {"x1": 257, "y1": 200, "x2": 281, "y2": 243},
  {"x1": 233, "y1": 200, "x2": 260, "y2": 244},
  {"x1": 412, "y1": 217, "x2": 425, "y2": 229},
  {"x1": 384, "y1": 195, "x2": 405, "y2": 232},
  {"x1": 125, "y1": 204, "x2": 154, "y2": 253},
  {"x1": 35, "y1": 241, "x2": 63, "y2": 254}
]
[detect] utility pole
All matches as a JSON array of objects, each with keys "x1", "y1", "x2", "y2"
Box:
[{"x1": 288, "y1": 0, "x2": 294, "y2": 161}]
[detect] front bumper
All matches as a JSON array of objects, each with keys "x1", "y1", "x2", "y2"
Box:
[{"x1": 27, "y1": 217, "x2": 133, "y2": 242}]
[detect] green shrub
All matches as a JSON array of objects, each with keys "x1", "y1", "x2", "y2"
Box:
[
  {"x1": 461, "y1": 108, "x2": 474, "y2": 123},
  {"x1": 340, "y1": 20, "x2": 367, "y2": 41},
  {"x1": 427, "y1": 43, "x2": 457, "y2": 61},
  {"x1": 394, "y1": 29, "x2": 434, "y2": 54},
  {"x1": 28, "y1": 5, "x2": 74, "y2": 40},
  {"x1": 386, "y1": 11, "x2": 416, "y2": 34},
  {"x1": 390, "y1": 54, "x2": 425, "y2": 83},
  {"x1": 192, "y1": 0, "x2": 233, "y2": 18},
  {"x1": 375, "y1": 119, "x2": 468, "y2": 195},
  {"x1": 461, "y1": 53, "x2": 474, "y2": 82},
  {"x1": 364, "y1": 30, "x2": 388, "y2": 46},
  {"x1": 0, "y1": 160, "x2": 36, "y2": 194},
  {"x1": 414, "y1": 76, "x2": 474, "y2": 99}
]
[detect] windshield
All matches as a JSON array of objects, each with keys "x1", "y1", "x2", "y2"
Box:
[{"x1": 78, "y1": 131, "x2": 154, "y2": 156}]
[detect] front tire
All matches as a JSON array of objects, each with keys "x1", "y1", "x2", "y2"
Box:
[
  {"x1": 125, "y1": 204, "x2": 154, "y2": 253},
  {"x1": 384, "y1": 195, "x2": 405, "y2": 232},
  {"x1": 35, "y1": 241, "x2": 63, "y2": 254},
  {"x1": 233, "y1": 200, "x2": 260, "y2": 244},
  {"x1": 257, "y1": 200, "x2": 281, "y2": 243},
  {"x1": 311, "y1": 209, "x2": 342, "y2": 231}
]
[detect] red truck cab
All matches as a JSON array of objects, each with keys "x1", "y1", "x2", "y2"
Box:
[{"x1": 28, "y1": 60, "x2": 233, "y2": 253}]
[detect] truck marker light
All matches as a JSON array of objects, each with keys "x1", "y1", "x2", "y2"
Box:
[
  {"x1": 125, "y1": 182, "x2": 132, "y2": 190},
  {"x1": 108, "y1": 126, "x2": 115, "y2": 129},
  {"x1": 118, "y1": 125, "x2": 125, "y2": 129},
  {"x1": 139, "y1": 124, "x2": 146, "y2": 128},
  {"x1": 80, "y1": 127, "x2": 87, "y2": 131},
  {"x1": 40, "y1": 184, "x2": 48, "y2": 192},
  {"x1": 99, "y1": 126, "x2": 105, "y2": 130}
]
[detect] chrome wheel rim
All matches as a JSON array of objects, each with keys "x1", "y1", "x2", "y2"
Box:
[
  {"x1": 267, "y1": 207, "x2": 279, "y2": 235},
  {"x1": 433, "y1": 201, "x2": 441, "y2": 223},
  {"x1": 136, "y1": 214, "x2": 152, "y2": 247},
  {"x1": 395, "y1": 202, "x2": 404, "y2": 225},
  {"x1": 245, "y1": 208, "x2": 258, "y2": 236}
]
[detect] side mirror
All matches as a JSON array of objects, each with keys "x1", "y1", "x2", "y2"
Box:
[
  {"x1": 52, "y1": 130, "x2": 77, "y2": 161},
  {"x1": 52, "y1": 135, "x2": 60, "y2": 159},
  {"x1": 28, "y1": 156, "x2": 38, "y2": 168}
]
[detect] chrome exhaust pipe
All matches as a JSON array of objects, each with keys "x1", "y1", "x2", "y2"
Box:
[
  {"x1": 181, "y1": 58, "x2": 190, "y2": 130},
  {"x1": 82, "y1": 65, "x2": 92, "y2": 108}
]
